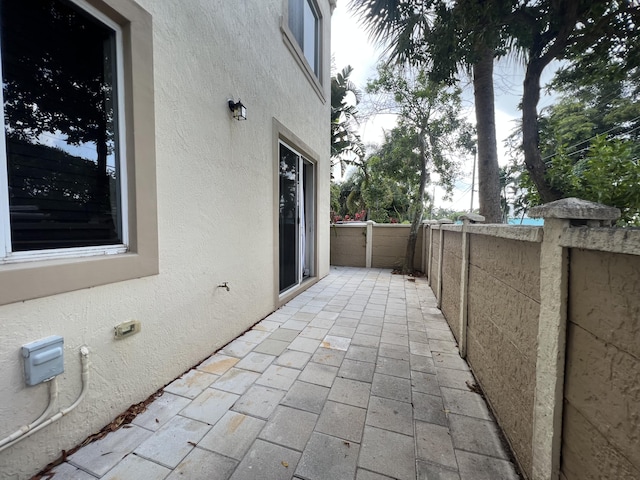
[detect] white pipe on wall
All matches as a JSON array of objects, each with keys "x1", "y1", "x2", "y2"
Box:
[
  {"x1": 0, "y1": 346, "x2": 90, "y2": 453},
  {"x1": 0, "y1": 378, "x2": 59, "y2": 450}
]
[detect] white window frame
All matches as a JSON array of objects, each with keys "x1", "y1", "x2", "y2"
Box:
[{"x1": 0, "y1": 0, "x2": 128, "y2": 265}]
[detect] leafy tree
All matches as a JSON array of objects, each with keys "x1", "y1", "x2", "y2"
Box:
[
  {"x1": 332, "y1": 168, "x2": 367, "y2": 220},
  {"x1": 360, "y1": 164, "x2": 395, "y2": 223},
  {"x1": 332, "y1": 157, "x2": 409, "y2": 224},
  {"x1": 539, "y1": 62, "x2": 640, "y2": 164},
  {"x1": 549, "y1": 136, "x2": 640, "y2": 224},
  {"x1": 506, "y1": 59, "x2": 640, "y2": 225},
  {"x1": 331, "y1": 65, "x2": 365, "y2": 177},
  {"x1": 510, "y1": 0, "x2": 639, "y2": 202},
  {"x1": 365, "y1": 64, "x2": 473, "y2": 273},
  {"x1": 508, "y1": 137, "x2": 640, "y2": 226},
  {"x1": 430, "y1": 207, "x2": 475, "y2": 221},
  {"x1": 349, "y1": 0, "x2": 511, "y2": 223},
  {"x1": 330, "y1": 182, "x2": 342, "y2": 218},
  {"x1": 349, "y1": 0, "x2": 640, "y2": 207}
]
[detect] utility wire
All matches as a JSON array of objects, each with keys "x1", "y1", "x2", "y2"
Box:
[{"x1": 541, "y1": 115, "x2": 640, "y2": 163}]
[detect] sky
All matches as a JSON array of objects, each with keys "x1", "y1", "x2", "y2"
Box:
[{"x1": 330, "y1": 2, "x2": 558, "y2": 213}]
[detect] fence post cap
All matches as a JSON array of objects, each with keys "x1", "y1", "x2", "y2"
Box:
[
  {"x1": 438, "y1": 218, "x2": 455, "y2": 224},
  {"x1": 366, "y1": 220, "x2": 376, "y2": 225},
  {"x1": 459, "y1": 213, "x2": 485, "y2": 224},
  {"x1": 529, "y1": 197, "x2": 620, "y2": 221}
]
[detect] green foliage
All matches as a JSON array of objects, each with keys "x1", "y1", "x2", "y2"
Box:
[
  {"x1": 547, "y1": 136, "x2": 640, "y2": 225},
  {"x1": 539, "y1": 61, "x2": 640, "y2": 165},
  {"x1": 506, "y1": 57, "x2": 640, "y2": 225},
  {"x1": 430, "y1": 208, "x2": 475, "y2": 221},
  {"x1": 507, "y1": 136, "x2": 640, "y2": 225},
  {"x1": 330, "y1": 182, "x2": 341, "y2": 216},
  {"x1": 331, "y1": 66, "x2": 365, "y2": 177},
  {"x1": 331, "y1": 65, "x2": 474, "y2": 231},
  {"x1": 350, "y1": 0, "x2": 640, "y2": 204},
  {"x1": 366, "y1": 64, "x2": 473, "y2": 199}
]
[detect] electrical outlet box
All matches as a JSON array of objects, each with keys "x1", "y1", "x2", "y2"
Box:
[
  {"x1": 114, "y1": 320, "x2": 141, "y2": 339},
  {"x1": 22, "y1": 335, "x2": 64, "y2": 386}
]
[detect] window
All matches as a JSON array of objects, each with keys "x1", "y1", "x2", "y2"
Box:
[
  {"x1": 0, "y1": 0, "x2": 158, "y2": 305},
  {"x1": 288, "y1": 0, "x2": 320, "y2": 76},
  {"x1": 281, "y1": 0, "x2": 324, "y2": 100},
  {"x1": 1, "y1": 0, "x2": 125, "y2": 260}
]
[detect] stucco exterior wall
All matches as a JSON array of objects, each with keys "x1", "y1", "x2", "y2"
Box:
[
  {"x1": 466, "y1": 234, "x2": 540, "y2": 477},
  {"x1": 0, "y1": 0, "x2": 332, "y2": 477},
  {"x1": 371, "y1": 225, "x2": 423, "y2": 270},
  {"x1": 440, "y1": 230, "x2": 462, "y2": 341},
  {"x1": 561, "y1": 249, "x2": 640, "y2": 480},
  {"x1": 330, "y1": 225, "x2": 367, "y2": 267}
]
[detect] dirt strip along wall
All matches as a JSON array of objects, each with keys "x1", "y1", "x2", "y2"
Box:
[{"x1": 561, "y1": 249, "x2": 640, "y2": 480}]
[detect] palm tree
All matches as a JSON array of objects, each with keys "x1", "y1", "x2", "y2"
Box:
[
  {"x1": 351, "y1": 0, "x2": 639, "y2": 206},
  {"x1": 331, "y1": 65, "x2": 365, "y2": 177},
  {"x1": 349, "y1": 0, "x2": 505, "y2": 223}
]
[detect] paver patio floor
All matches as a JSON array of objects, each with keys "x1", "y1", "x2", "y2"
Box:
[{"x1": 50, "y1": 267, "x2": 520, "y2": 480}]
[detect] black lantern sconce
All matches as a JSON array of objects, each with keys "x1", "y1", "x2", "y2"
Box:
[{"x1": 228, "y1": 99, "x2": 247, "y2": 121}]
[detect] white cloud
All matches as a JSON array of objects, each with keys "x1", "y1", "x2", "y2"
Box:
[{"x1": 331, "y1": 3, "x2": 382, "y2": 89}]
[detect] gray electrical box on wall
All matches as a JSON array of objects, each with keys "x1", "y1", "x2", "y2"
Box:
[{"x1": 22, "y1": 335, "x2": 64, "y2": 386}]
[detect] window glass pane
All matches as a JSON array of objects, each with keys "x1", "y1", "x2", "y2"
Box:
[
  {"x1": 288, "y1": 0, "x2": 304, "y2": 48},
  {"x1": 302, "y1": 0, "x2": 318, "y2": 74},
  {"x1": 1, "y1": 0, "x2": 122, "y2": 252},
  {"x1": 279, "y1": 144, "x2": 298, "y2": 292}
]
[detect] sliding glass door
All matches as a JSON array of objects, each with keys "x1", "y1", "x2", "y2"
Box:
[{"x1": 279, "y1": 142, "x2": 314, "y2": 293}]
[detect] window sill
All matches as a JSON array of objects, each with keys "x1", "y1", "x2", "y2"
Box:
[
  {"x1": 280, "y1": 17, "x2": 326, "y2": 103},
  {"x1": 0, "y1": 250, "x2": 158, "y2": 305}
]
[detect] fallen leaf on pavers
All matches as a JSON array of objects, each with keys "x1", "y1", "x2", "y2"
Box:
[
  {"x1": 466, "y1": 380, "x2": 483, "y2": 395},
  {"x1": 408, "y1": 278, "x2": 416, "y2": 282},
  {"x1": 281, "y1": 461, "x2": 289, "y2": 468},
  {"x1": 30, "y1": 391, "x2": 164, "y2": 479}
]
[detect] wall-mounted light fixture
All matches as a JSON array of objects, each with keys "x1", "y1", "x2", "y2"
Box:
[{"x1": 228, "y1": 99, "x2": 247, "y2": 121}]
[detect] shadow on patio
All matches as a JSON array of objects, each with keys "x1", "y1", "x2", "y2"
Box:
[{"x1": 45, "y1": 267, "x2": 520, "y2": 480}]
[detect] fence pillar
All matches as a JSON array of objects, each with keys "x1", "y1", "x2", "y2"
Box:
[
  {"x1": 529, "y1": 198, "x2": 620, "y2": 480},
  {"x1": 428, "y1": 225, "x2": 434, "y2": 286},
  {"x1": 423, "y1": 221, "x2": 437, "y2": 282},
  {"x1": 457, "y1": 213, "x2": 484, "y2": 359},
  {"x1": 421, "y1": 222, "x2": 427, "y2": 273},
  {"x1": 365, "y1": 221, "x2": 374, "y2": 268},
  {"x1": 436, "y1": 218, "x2": 454, "y2": 309}
]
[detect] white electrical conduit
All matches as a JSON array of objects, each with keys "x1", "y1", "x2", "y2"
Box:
[{"x1": 0, "y1": 346, "x2": 90, "y2": 453}]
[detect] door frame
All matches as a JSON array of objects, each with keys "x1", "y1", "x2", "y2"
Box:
[{"x1": 273, "y1": 119, "x2": 319, "y2": 306}]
